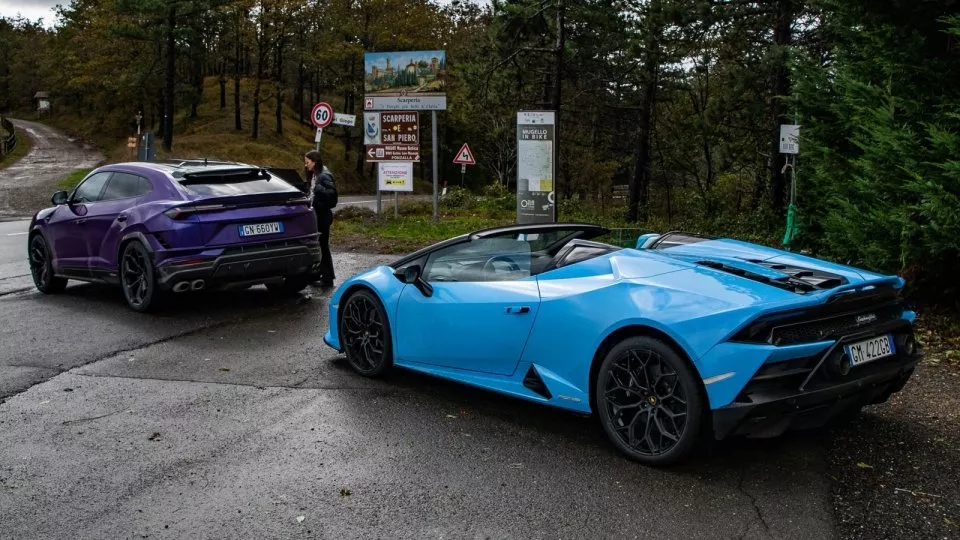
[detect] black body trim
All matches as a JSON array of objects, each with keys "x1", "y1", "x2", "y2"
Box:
[
  {"x1": 714, "y1": 323, "x2": 920, "y2": 440},
  {"x1": 156, "y1": 243, "x2": 321, "y2": 289}
]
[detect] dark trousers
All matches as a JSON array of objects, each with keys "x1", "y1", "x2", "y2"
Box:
[{"x1": 315, "y1": 206, "x2": 335, "y2": 282}]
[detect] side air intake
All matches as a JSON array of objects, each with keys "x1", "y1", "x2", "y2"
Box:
[{"x1": 523, "y1": 366, "x2": 552, "y2": 399}]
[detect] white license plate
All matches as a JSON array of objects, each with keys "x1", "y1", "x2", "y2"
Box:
[
  {"x1": 844, "y1": 334, "x2": 896, "y2": 366},
  {"x1": 238, "y1": 222, "x2": 283, "y2": 237}
]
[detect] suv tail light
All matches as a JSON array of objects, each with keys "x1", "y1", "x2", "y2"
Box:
[{"x1": 164, "y1": 204, "x2": 226, "y2": 220}]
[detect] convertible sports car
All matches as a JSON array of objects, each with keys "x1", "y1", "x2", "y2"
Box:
[
  {"x1": 323, "y1": 223, "x2": 920, "y2": 465},
  {"x1": 28, "y1": 160, "x2": 322, "y2": 312}
]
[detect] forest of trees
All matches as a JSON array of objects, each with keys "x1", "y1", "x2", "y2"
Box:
[{"x1": 1, "y1": 0, "x2": 958, "y2": 307}]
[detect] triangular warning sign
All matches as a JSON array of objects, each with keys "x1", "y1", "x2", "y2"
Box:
[{"x1": 452, "y1": 142, "x2": 476, "y2": 165}]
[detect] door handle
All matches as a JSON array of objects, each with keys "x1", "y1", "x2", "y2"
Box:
[
  {"x1": 117, "y1": 215, "x2": 127, "y2": 222},
  {"x1": 76, "y1": 219, "x2": 87, "y2": 225},
  {"x1": 506, "y1": 306, "x2": 530, "y2": 314}
]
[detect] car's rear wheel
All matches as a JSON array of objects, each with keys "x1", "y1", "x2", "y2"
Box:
[
  {"x1": 120, "y1": 241, "x2": 161, "y2": 312},
  {"x1": 595, "y1": 336, "x2": 704, "y2": 466},
  {"x1": 29, "y1": 234, "x2": 67, "y2": 294},
  {"x1": 340, "y1": 289, "x2": 393, "y2": 377}
]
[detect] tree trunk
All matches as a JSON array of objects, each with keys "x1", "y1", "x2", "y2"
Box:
[
  {"x1": 219, "y1": 62, "x2": 226, "y2": 109},
  {"x1": 162, "y1": 3, "x2": 176, "y2": 151},
  {"x1": 275, "y1": 44, "x2": 283, "y2": 135},
  {"x1": 769, "y1": 0, "x2": 793, "y2": 215},
  {"x1": 552, "y1": 0, "x2": 565, "y2": 218},
  {"x1": 628, "y1": 0, "x2": 662, "y2": 223},
  {"x1": 234, "y1": 14, "x2": 242, "y2": 131}
]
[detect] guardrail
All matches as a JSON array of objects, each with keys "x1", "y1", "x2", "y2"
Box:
[{"x1": 0, "y1": 115, "x2": 16, "y2": 158}]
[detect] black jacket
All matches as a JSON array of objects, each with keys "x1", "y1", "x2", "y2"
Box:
[{"x1": 311, "y1": 167, "x2": 338, "y2": 210}]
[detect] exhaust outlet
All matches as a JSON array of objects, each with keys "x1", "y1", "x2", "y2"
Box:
[
  {"x1": 172, "y1": 281, "x2": 190, "y2": 293},
  {"x1": 191, "y1": 279, "x2": 205, "y2": 291}
]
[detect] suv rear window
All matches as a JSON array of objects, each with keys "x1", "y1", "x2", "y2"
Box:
[{"x1": 177, "y1": 168, "x2": 301, "y2": 197}]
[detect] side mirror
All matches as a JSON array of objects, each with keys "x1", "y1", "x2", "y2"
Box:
[
  {"x1": 395, "y1": 264, "x2": 433, "y2": 297},
  {"x1": 51, "y1": 191, "x2": 69, "y2": 205},
  {"x1": 635, "y1": 233, "x2": 660, "y2": 249}
]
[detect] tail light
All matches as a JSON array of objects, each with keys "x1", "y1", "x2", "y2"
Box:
[{"x1": 164, "y1": 204, "x2": 226, "y2": 220}]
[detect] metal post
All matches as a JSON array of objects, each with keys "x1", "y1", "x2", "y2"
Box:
[
  {"x1": 394, "y1": 191, "x2": 398, "y2": 218},
  {"x1": 432, "y1": 110, "x2": 439, "y2": 224},
  {"x1": 377, "y1": 188, "x2": 382, "y2": 214}
]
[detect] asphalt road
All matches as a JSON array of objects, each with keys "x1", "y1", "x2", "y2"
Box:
[
  {"x1": 0, "y1": 119, "x2": 103, "y2": 218},
  {"x1": 0, "y1": 121, "x2": 838, "y2": 539}
]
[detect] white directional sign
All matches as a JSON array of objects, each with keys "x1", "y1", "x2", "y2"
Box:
[
  {"x1": 378, "y1": 162, "x2": 414, "y2": 192},
  {"x1": 311, "y1": 102, "x2": 334, "y2": 129},
  {"x1": 779, "y1": 124, "x2": 800, "y2": 154},
  {"x1": 333, "y1": 113, "x2": 356, "y2": 127}
]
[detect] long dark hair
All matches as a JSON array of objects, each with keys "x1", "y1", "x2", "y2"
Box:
[{"x1": 304, "y1": 150, "x2": 323, "y2": 179}]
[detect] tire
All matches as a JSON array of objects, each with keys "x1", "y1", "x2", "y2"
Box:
[
  {"x1": 266, "y1": 275, "x2": 310, "y2": 296},
  {"x1": 595, "y1": 336, "x2": 704, "y2": 466},
  {"x1": 119, "y1": 241, "x2": 162, "y2": 312},
  {"x1": 339, "y1": 289, "x2": 393, "y2": 377},
  {"x1": 28, "y1": 234, "x2": 67, "y2": 294}
]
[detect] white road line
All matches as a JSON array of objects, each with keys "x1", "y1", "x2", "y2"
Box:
[{"x1": 6, "y1": 232, "x2": 28, "y2": 236}]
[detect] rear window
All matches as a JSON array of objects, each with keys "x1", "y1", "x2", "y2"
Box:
[{"x1": 177, "y1": 168, "x2": 301, "y2": 197}]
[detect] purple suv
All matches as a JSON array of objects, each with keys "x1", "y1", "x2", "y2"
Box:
[{"x1": 28, "y1": 160, "x2": 322, "y2": 311}]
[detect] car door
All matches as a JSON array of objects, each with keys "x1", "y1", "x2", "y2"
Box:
[
  {"x1": 394, "y1": 236, "x2": 541, "y2": 376},
  {"x1": 44, "y1": 171, "x2": 112, "y2": 273},
  {"x1": 86, "y1": 172, "x2": 152, "y2": 273}
]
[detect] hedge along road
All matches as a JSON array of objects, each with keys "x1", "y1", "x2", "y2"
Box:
[{"x1": 0, "y1": 118, "x2": 103, "y2": 218}]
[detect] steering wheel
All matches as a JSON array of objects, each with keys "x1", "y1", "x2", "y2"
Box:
[{"x1": 482, "y1": 255, "x2": 522, "y2": 276}]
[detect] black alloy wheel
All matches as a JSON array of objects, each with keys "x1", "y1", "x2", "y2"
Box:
[
  {"x1": 29, "y1": 234, "x2": 67, "y2": 294},
  {"x1": 340, "y1": 289, "x2": 393, "y2": 377},
  {"x1": 120, "y1": 241, "x2": 160, "y2": 312},
  {"x1": 596, "y1": 336, "x2": 704, "y2": 466}
]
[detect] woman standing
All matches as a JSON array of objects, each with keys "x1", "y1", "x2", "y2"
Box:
[{"x1": 304, "y1": 150, "x2": 336, "y2": 287}]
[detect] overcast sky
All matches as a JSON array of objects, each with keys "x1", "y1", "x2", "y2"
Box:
[{"x1": 1, "y1": 0, "x2": 60, "y2": 25}]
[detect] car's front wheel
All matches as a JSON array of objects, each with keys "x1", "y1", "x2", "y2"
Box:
[
  {"x1": 340, "y1": 289, "x2": 393, "y2": 377},
  {"x1": 120, "y1": 241, "x2": 161, "y2": 312},
  {"x1": 29, "y1": 234, "x2": 67, "y2": 294},
  {"x1": 595, "y1": 336, "x2": 704, "y2": 466}
]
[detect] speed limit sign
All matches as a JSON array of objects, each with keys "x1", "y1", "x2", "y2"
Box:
[{"x1": 311, "y1": 102, "x2": 333, "y2": 129}]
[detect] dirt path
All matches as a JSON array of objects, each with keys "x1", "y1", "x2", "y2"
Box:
[{"x1": 0, "y1": 119, "x2": 103, "y2": 218}]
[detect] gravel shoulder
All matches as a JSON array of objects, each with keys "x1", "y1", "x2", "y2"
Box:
[
  {"x1": 829, "y1": 322, "x2": 960, "y2": 539},
  {"x1": 0, "y1": 119, "x2": 103, "y2": 218}
]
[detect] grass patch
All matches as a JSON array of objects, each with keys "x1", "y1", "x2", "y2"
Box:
[
  {"x1": 57, "y1": 168, "x2": 93, "y2": 190},
  {"x1": 331, "y1": 201, "x2": 513, "y2": 254},
  {"x1": 0, "y1": 125, "x2": 34, "y2": 170}
]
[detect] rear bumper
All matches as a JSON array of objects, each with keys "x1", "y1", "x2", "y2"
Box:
[
  {"x1": 712, "y1": 327, "x2": 921, "y2": 440},
  {"x1": 156, "y1": 243, "x2": 322, "y2": 290}
]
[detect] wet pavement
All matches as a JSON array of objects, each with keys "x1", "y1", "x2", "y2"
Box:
[
  {"x1": 0, "y1": 118, "x2": 103, "y2": 218},
  {"x1": 0, "y1": 122, "x2": 839, "y2": 539},
  {"x1": 0, "y1": 247, "x2": 838, "y2": 539}
]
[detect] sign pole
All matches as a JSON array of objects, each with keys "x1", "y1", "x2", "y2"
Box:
[
  {"x1": 432, "y1": 110, "x2": 439, "y2": 224},
  {"x1": 394, "y1": 191, "x2": 398, "y2": 218}
]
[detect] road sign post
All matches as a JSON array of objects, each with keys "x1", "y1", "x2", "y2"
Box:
[
  {"x1": 311, "y1": 101, "x2": 334, "y2": 151},
  {"x1": 516, "y1": 111, "x2": 556, "y2": 224},
  {"x1": 452, "y1": 142, "x2": 476, "y2": 186},
  {"x1": 779, "y1": 123, "x2": 801, "y2": 248}
]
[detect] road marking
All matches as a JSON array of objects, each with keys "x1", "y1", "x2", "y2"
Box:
[{"x1": 6, "y1": 232, "x2": 28, "y2": 236}]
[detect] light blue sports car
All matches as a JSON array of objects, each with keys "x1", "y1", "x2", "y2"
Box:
[{"x1": 323, "y1": 223, "x2": 920, "y2": 466}]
